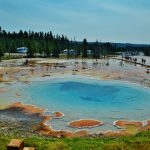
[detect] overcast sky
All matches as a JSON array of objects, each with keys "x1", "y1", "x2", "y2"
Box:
[{"x1": 0, "y1": 0, "x2": 150, "y2": 44}]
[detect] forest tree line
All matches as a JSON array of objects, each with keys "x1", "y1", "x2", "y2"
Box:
[{"x1": 0, "y1": 27, "x2": 150, "y2": 59}]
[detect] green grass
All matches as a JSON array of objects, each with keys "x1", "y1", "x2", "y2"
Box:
[{"x1": 1, "y1": 131, "x2": 150, "y2": 150}]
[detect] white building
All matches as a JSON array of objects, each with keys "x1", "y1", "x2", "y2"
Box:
[
  {"x1": 16, "y1": 47, "x2": 28, "y2": 53},
  {"x1": 63, "y1": 49, "x2": 77, "y2": 55},
  {"x1": 87, "y1": 50, "x2": 92, "y2": 55}
]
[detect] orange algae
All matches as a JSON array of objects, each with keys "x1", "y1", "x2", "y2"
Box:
[
  {"x1": 0, "y1": 88, "x2": 8, "y2": 93},
  {"x1": 113, "y1": 120, "x2": 150, "y2": 135},
  {"x1": 3, "y1": 102, "x2": 150, "y2": 138},
  {"x1": 52, "y1": 111, "x2": 64, "y2": 119},
  {"x1": 8, "y1": 102, "x2": 45, "y2": 116},
  {"x1": 114, "y1": 120, "x2": 143, "y2": 129},
  {"x1": 6, "y1": 102, "x2": 89, "y2": 138},
  {"x1": 101, "y1": 130, "x2": 128, "y2": 137},
  {"x1": 68, "y1": 119, "x2": 103, "y2": 128}
]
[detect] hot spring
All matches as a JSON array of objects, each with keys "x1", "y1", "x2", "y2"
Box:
[{"x1": 1, "y1": 77, "x2": 150, "y2": 132}]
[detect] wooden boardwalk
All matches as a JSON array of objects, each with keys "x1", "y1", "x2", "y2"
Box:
[{"x1": 113, "y1": 58, "x2": 150, "y2": 68}]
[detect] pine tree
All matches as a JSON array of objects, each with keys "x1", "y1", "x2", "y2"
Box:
[
  {"x1": 0, "y1": 44, "x2": 4, "y2": 61},
  {"x1": 82, "y1": 38, "x2": 88, "y2": 58},
  {"x1": 93, "y1": 41, "x2": 100, "y2": 60}
]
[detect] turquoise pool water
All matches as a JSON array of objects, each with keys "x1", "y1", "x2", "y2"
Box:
[{"x1": 1, "y1": 77, "x2": 150, "y2": 132}]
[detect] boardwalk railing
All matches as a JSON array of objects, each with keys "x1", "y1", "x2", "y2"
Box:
[{"x1": 113, "y1": 57, "x2": 150, "y2": 68}]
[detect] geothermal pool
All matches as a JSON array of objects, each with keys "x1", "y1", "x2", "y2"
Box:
[{"x1": 1, "y1": 77, "x2": 150, "y2": 132}]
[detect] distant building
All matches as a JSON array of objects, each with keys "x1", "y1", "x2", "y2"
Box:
[
  {"x1": 87, "y1": 50, "x2": 92, "y2": 55},
  {"x1": 63, "y1": 49, "x2": 77, "y2": 55},
  {"x1": 63, "y1": 49, "x2": 68, "y2": 55},
  {"x1": 16, "y1": 47, "x2": 28, "y2": 53}
]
